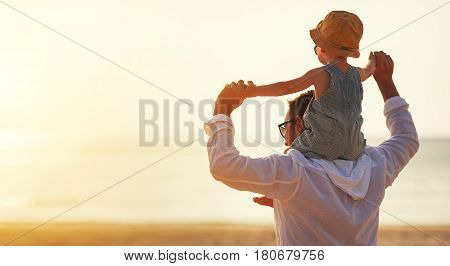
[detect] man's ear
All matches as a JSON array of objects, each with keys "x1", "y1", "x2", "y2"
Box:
[{"x1": 295, "y1": 116, "x2": 304, "y2": 133}]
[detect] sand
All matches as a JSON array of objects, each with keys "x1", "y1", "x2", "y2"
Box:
[{"x1": 0, "y1": 223, "x2": 449, "y2": 246}]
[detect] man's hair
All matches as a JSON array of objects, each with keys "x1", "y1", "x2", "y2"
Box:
[{"x1": 288, "y1": 90, "x2": 314, "y2": 119}]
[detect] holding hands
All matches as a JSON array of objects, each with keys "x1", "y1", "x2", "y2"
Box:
[
  {"x1": 213, "y1": 80, "x2": 257, "y2": 116},
  {"x1": 231, "y1": 80, "x2": 257, "y2": 98},
  {"x1": 372, "y1": 51, "x2": 398, "y2": 101}
]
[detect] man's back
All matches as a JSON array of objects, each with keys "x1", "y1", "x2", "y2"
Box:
[{"x1": 274, "y1": 148, "x2": 386, "y2": 245}]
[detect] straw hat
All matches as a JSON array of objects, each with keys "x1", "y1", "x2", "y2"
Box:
[{"x1": 310, "y1": 11, "x2": 363, "y2": 58}]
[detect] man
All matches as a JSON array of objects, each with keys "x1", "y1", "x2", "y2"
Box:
[
  {"x1": 253, "y1": 89, "x2": 314, "y2": 208},
  {"x1": 204, "y1": 52, "x2": 419, "y2": 245}
]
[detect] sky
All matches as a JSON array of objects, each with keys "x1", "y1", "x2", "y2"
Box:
[
  {"x1": 0, "y1": 0, "x2": 449, "y2": 223},
  {"x1": 1, "y1": 1, "x2": 449, "y2": 146}
]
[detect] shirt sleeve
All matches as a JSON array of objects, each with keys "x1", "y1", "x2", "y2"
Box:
[
  {"x1": 204, "y1": 114, "x2": 303, "y2": 201},
  {"x1": 375, "y1": 96, "x2": 420, "y2": 188}
]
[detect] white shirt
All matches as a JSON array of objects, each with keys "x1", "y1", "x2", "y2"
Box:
[{"x1": 204, "y1": 96, "x2": 419, "y2": 245}]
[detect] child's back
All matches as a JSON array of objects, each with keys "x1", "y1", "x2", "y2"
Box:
[{"x1": 292, "y1": 63, "x2": 365, "y2": 160}]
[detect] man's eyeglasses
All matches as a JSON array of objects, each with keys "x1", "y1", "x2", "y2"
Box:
[
  {"x1": 314, "y1": 45, "x2": 318, "y2": 55},
  {"x1": 278, "y1": 119, "x2": 295, "y2": 139}
]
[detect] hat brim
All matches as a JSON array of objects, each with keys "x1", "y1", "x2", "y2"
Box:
[{"x1": 310, "y1": 28, "x2": 360, "y2": 58}]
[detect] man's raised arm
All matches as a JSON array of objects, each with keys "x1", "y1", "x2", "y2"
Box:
[
  {"x1": 372, "y1": 52, "x2": 420, "y2": 188},
  {"x1": 204, "y1": 82, "x2": 303, "y2": 201}
]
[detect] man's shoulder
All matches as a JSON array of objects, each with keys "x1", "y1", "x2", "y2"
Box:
[
  {"x1": 363, "y1": 145, "x2": 388, "y2": 165},
  {"x1": 287, "y1": 146, "x2": 388, "y2": 170},
  {"x1": 286, "y1": 149, "x2": 328, "y2": 172}
]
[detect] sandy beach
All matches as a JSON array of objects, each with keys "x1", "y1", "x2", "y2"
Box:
[{"x1": 0, "y1": 223, "x2": 448, "y2": 246}]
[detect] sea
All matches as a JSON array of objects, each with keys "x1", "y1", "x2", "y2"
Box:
[{"x1": 0, "y1": 139, "x2": 449, "y2": 226}]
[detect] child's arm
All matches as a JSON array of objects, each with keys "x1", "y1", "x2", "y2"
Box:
[
  {"x1": 246, "y1": 68, "x2": 321, "y2": 97},
  {"x1": 357, "y1": 52, "x2": 376, "y2": 82}
]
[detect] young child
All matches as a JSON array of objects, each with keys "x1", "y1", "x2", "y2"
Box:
[{"x1": 245, "y1": 10, "x2": 376, "y2": 160}]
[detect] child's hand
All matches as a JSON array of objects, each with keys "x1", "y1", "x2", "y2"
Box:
[
  {"x1": 235, "y1": 80, "x2": 257, "y2": 98},
  {"x1": 368, "y1": 52, "x2": 376, "y2": 71},
  {"x1": 245, "y1": 80, "x2": 256, "y2": 97},
  {"x1": 369, "y1": 51, "x2": 376, "y2": 62},
  {"x1": 358, "y1": 52, "x2": 377, "y2": 82}
]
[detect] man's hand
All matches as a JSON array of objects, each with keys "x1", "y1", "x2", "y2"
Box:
[
  {"x1": 253, "y1": 196, "x2": 274, "y2": 208},
  {"x1": 213, "y1": 80, "x2": 247, "y2": 116},
  {"x1": 372, "y1": 51, "x2": 399, "y2": 102},
  {"x1": 373, "y1": 51, "x2": 393, "y2": 83}
]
